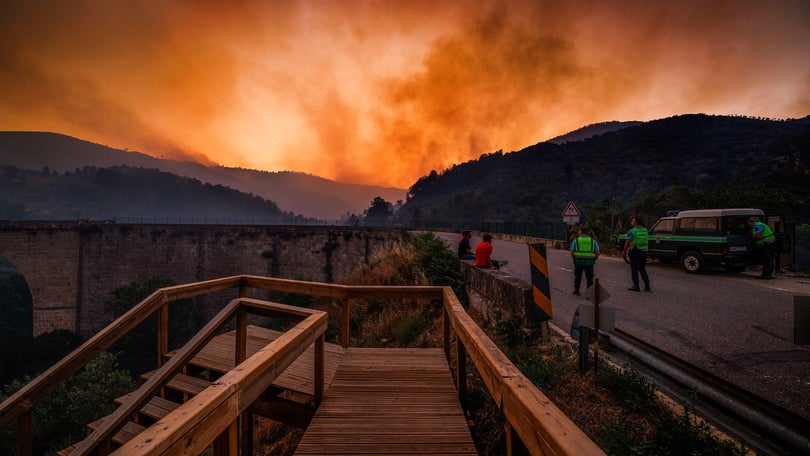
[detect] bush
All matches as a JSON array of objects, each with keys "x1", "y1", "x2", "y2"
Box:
[{"x1": 0, "y1": 352, "x2": 134, "y2": 455}]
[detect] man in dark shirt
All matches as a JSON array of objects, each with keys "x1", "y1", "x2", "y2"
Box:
[{"x1": 457, "y1": 230, "x2": 475, "y2": 260}]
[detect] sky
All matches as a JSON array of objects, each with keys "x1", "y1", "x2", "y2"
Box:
[{"x1": 1, "y1": 0, "x2": 809, "y2": 188}]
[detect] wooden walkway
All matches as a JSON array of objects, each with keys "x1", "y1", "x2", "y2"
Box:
[{"x1": 295, "y1": 348, "x2": 477, "y2": 455}]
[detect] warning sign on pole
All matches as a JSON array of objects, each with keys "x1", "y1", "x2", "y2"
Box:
[{"x1": 562, "y1": 201, "x2": 581, "y2": 225}]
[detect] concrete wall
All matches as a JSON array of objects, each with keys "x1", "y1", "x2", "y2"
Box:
[
  {"x1": 460, "y1": 261, "x2": 548, "y2": 338},
  {"x1": 0, "y1": 221, "x2": 401, "y2": 337}
]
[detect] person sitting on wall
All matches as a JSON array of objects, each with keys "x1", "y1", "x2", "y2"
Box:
[
  {"x1": 457, "y1": 230, "x2": 476, "y2": 260},
  {"x1": 474, "y1": 233, "x2": 500, "y2": 269}
]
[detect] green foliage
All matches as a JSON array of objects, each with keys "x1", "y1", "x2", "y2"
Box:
[
  {"x1": 598, "y1": 413, "x2": 654, "y2": 456},
  {"x1": 104, "y1": 278, "x2": 204, "y2": 377},
  {"x1": 652, "y1": 408, "x2": 747, "y2": 456},
  {"x1": 363, "y1": 196, "x2": 394, "y2": 225},
  {"x1": 409, "y1": 231, "x2": 468, "y2": 303},
  {"x1": 596, "y1": 364, "x2": 747, "y2": 455},
  {"x1": 599, "y1": 364, "x2": 659, "y2": 413},
  {"x1": 0, "y1": 352, "x2": 134, "y2": 455},
  {"x1": 505, "y1": 344, "x2": 568, "y2": 391},
  {"x1": 629, "y1": 183, "x2": 804, "y2": 231},
  {"x1": 1, "y1": 330, "x2": 83, "y2": 387},
  {"x1": 493, "y1": 312, "x2": 525, "y2": 348},
  {"x1": 393, "y1": 312, "x2": 425, "y2": 346}
]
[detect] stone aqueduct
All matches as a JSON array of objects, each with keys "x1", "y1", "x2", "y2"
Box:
[{"x1": 0, "y1": 221, "x2": 401, "y2": 337}]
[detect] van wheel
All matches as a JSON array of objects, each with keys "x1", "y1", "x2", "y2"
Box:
[{"x1": 680, "y1": 251, "x2": 705, "y2": 274}]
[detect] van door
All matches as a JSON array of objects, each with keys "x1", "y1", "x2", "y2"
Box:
[
  {"x1": 726, "y1": 215, "x2": 755, "y2": 263},
  {"x1": 648, "y1": 218, "x2": 675, "y2": 260}
]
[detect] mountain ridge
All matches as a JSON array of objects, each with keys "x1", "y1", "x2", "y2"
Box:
[
  {"x1": 396, "y1": 114, "x2": 810, "y2": 226},
  {"x1": 0, "y1": 131, "x2": 406, "y2": 219}
]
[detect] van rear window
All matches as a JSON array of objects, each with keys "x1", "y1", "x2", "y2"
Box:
[
  {"x1": 727, "y1": 216, "x2": 755, "y2": 235},
  {"x1": 678, "y1": 217, "x2": 719, "y2": 234}
]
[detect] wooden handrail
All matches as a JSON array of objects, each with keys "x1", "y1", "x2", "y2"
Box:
[
  {"x1": 2, "y1": 275, "x2": 604, "y2": 455},
  {"x1": 113, "y1": 310, "x2": 327, "y2": 454},
  {"x1": 0, "y1": 276, "x2": 247, "y2": 430},
  {"x1": 442, "y1": 287, "x2": 605, "y2": 456}
]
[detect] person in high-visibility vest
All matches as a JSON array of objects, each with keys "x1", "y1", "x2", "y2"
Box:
[
  {"x1": 570, "y1": 227, "x2": 600, "y2": 296},
  {"x1": 623, "y1": 217, "x2": 651, "y2": 292},
  {"x1": 747, "y1": 218, "x2": 777, "y2": 279}
]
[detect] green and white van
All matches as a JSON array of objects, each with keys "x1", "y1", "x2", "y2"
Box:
[{"x1": 631, "y1": 208, "x2": 765, "y2": 273}]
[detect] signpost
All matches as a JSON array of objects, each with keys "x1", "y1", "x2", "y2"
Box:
[
  {"x1": 561, "y1": 201, "x2": 581, "y2": 225},
  {"x1": 577, "y1": 278, "x2": 615, "y2": 374}
]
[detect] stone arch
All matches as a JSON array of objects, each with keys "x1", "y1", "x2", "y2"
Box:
[
  {"x1": 0, "y1": 255, "x2": 33, "y2": 338},
  {"x1": 0, "y1": 224, "x2": 81, "y2": 335}
]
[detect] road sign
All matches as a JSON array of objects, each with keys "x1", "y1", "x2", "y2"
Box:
[
  {"x1": 561, "y1": 201, "x2": 581, "y2": 217},
  {"x1": 585, "y1": 282, "x2": 610, "y2": 305},
  {"x1": 562, "y1": 201, "x2": 581, "y2": 225},
  {"x1": 578, "y1": 303, "x2": 615, "y2": 331}
]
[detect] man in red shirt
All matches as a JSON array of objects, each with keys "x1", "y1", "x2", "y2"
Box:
[{"x1": 474, "y1": 234, "x2": 500, "y2": 269}]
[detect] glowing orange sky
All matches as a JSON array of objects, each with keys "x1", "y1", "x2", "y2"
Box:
[{"x1": 1, "y1": 0, "x2": 809, "y2": 188}]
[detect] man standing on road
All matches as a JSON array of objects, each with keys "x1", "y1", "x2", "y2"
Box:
[
  {"x1": 747, "y1": 218, "x2": 777, "y2": 279},
  {"x1": 570, "y1": 227, "x2": 600, "y2": 296},
  {"x1": 623, "y1": 217, "x2": 651, "y2": 292}
]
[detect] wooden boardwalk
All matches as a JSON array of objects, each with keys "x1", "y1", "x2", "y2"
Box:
[{"x1": 295, "y1": 348, "x2": 477, "y2": 455}]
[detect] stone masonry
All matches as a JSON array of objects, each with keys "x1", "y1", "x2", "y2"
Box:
[{"x1": 0, "y1": 221, "x2": 401, "y2": 337}]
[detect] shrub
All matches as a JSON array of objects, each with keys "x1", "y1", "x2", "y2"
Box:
[{"x1": 0, "y1": 352, "x2": 134, "y2": 455}]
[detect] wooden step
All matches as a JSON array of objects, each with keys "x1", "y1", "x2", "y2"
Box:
[
  {"x1": 140, "y1": 371, "x2": 212, "y2": 399},
  {"x1": 87, "y1": 418, "x2": 146, "y2": 444},
  {"x1": 56, "y1": 420, "x2": 146, "y2": 456},
  {"x1": 115, "y1": 393, "x2": 181, "y2": 422}
]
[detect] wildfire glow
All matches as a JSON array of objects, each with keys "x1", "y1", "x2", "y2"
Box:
[{"x1": 1, "y1": 0, "x2": 808, "y2": 187}]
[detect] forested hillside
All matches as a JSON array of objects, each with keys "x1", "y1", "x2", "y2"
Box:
[
  {"x1": 0, "y1": 132, "x2": 406, "y2": 219},
  {"x1": 396, "y1": 114, "x2": 810, "y2": 226},
  {"x1": 0, "y1": 165, "x2": 312, "y2": 222}
]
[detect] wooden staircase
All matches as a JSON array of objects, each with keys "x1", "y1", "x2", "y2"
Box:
[{"x1": 57, "y1": 321, "x2": 342, "y2": 455}]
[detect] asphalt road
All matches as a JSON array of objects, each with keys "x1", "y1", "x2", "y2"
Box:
[{"x1": 436, "y1": 232, "x2": 810, "y2": 422}]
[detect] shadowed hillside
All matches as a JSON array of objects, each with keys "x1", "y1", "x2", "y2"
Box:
[
  {"x1": 0, "y1": 132, "x2": 405, "y2": 219},
  {"x1": 0, "y1": 165, "x2": 311, "y2": 222},
  {"x1": 396, "y1": 114, "x2": 810, "y2": 226}
]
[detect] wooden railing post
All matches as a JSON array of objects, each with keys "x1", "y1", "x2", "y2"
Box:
[
  {"x1": 236, "y1": 306, "x2": 248, "y2": 366},
  {"x1": 314, "y1": 334, "x2": 325, "y2": 406},
  {"x1": 157, "y1": 298, "x2": 169, "y2": 368},
  {"x1": 443, "y1": 305, "x2": 451, "y2": 361},
  {"x1": 505, "y1": 421, "x2": 530, "y2": 456},
  {"x1": 15, "y1": 411, "x2": 31, "y2": 456},
  {"x1": 341, "y1": 299, "x2": 351, "y2": 348},
  {"x1": 213, "y1": 421, "x2": 237, "y2": 456},
  {"x1": 456, "y1": 334, "x2": 467, "y2": 404},
  {"x1": 236, "y1": 302, "x2": 250, "y2": 456}
]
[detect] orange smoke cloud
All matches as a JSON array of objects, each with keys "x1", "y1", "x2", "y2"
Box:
[{"x1": 1, "y1": 0, "x2": 808, "y2": 188}]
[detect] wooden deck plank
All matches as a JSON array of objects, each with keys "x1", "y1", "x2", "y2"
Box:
[{"x1": 295, "y1": 348, "x2": 477, "y2": 456}]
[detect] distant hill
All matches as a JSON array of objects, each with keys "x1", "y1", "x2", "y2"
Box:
[
  {"x1": 0, "y1": 164, "x2": 307, "y2": 222},
  {"x1": 547, "y1": 121, "x2": 643, "y2": 144},
  {"x1": 396, "y1": 114, "x2": 810, "y2": 227},
  {"x1": 0, "y1": 132, "x2": 406, "y2": 219}
]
